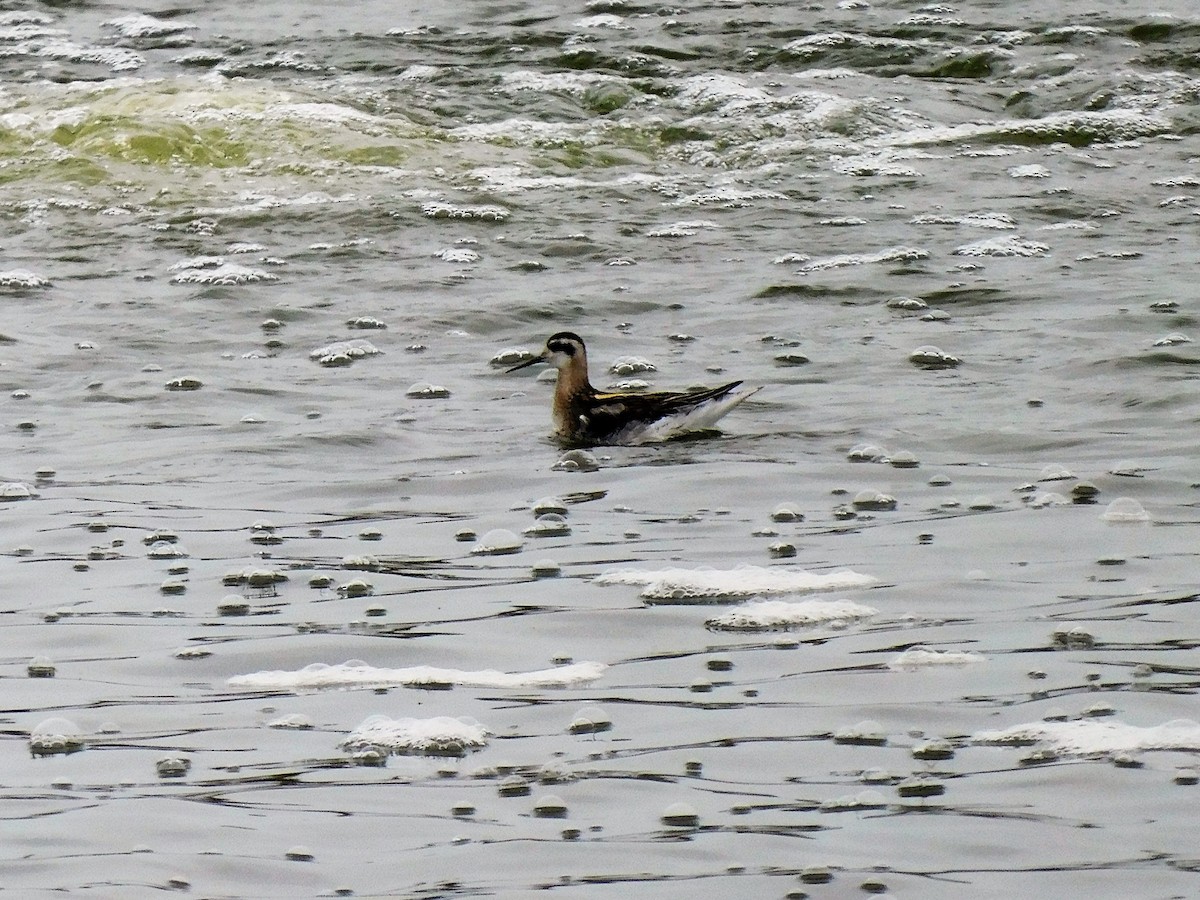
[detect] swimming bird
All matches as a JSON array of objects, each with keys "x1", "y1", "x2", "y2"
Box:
[{"x1": 507, "y1": 331, "x2": 760, "y2": 446}]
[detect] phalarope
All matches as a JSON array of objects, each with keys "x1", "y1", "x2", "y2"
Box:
[{"x1": 508, "y1": 331, "x2": 760, "y2": 446}]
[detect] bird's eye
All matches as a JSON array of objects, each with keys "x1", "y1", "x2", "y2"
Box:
[{"x1": 549, "y1": 341, "x2": 575, "y2": 356}]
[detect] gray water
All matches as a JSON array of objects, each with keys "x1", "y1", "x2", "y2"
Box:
[{"x1": 3, "y1": 1, "x2": 1200, "y2": 897}]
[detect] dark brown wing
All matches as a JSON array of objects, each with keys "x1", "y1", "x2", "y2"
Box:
[{"x1": 582, "y1": 381, "x2": 744, "y2": 440}]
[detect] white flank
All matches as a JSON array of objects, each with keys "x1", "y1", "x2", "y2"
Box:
[{"x1": 614, "y1": 386, "x2": 762, "y2": 444}]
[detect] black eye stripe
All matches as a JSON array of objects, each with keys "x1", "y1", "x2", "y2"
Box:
[{"x1": 548, "y1": 340, "x2": 576, "y2": 354}]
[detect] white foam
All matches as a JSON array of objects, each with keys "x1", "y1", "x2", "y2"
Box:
[
  {"x1": 887, "y1": 109, "x2": 1170, "y2": 148},
  {"x1": 0, "y1": 270, "x2": 50, "y2": 288},
  {"x1": 228, "y1": 660, "x2": 607, "y2": 692},
  {"x1": 341, "y1": 714, "x2": 490, "y2": 753},
  {"x1": 973, "y1": 719, "x2": 1200, "y2": 755},
  {"x1": 801, "y1": 246, "x2": 929, "y2": 271},
  {"x1": 499, "y1": 70, "x2": 621, "y2": 95},
  {"x1": 953, "y1": 235, "x2": 1049, "y2": 258},
  {"x1": 104, "y1": 14, "x2": 197, "y2": 38},
  {"x1": 169, "y1": 264, "x2": 278, "y2": 285},
  {"x1": 887, "y1": 647, "x2": 986, "y2": 670},
  {"x1": 707, "y1": 598, "x2": 878, "y2": 631},
  {"x1": 596, "y1": 565, "x2": 877, "y2": 601},
  {"x1": 910, "y1": 212, "x2": 1017, "y2": 230}
]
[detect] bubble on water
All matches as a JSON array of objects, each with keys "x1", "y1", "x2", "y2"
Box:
[
  {"x1": 602, "y1": 566, "x2": 876, "y2": 602},
  {"x1": 346, "y1": 316, "x2": 387, "y2": 330},
  {"x1": 359, "y1": 528, "x2": 383, "y2": 542},
  {"x1": 773, "y1": 352, "x2": 810, "y2": 367},
  {"x1": 708, "y1": 598, "x2": 876, "y2": 632},
  {"x1": 1175, "y1": 769, "x2": 1199, "y2": 786},
  {"x1": 834, "y1": 720, "x2": 887, "y2": 746},
  {"x1": 860, "y1": 768, "x2": 893, "y2": 785},
  {"x1": 1051, "y1": 625, "x2": 1094, "y2": 649},
  {"x1": 147, "y1": 541, "x2": 187, "y2": 559},
  {"x1": 768, "y1": 542, "x2": 797, "y2": 559},
  {"x1": 569, "y1": 705, "x2": 612, "y2": 735},
  {"x1": 455, "y1": 528, "x2": 477, "y2": 543},
  {"x1": 1071, "y1": 481, "x2": 1100, "y2": 503},
  {"x1": 852, "y1": 490, "x2": 896, "y2": 511},
  {"x1": 793, "y1": 866, "x2": 835, "y2": 887},
  {"x1": 1153, "y1": 332, "x2": 1192, "y2": 347},
  {"x1": 433, "y1": 247, "x2": 481, "y2": 264},
  {"x1": 498, "y1": 775, "x2": 531, "y2": 796},
  {"x1": 909, "y1": 346, "x2": 960, "y2": 369},
  {"x1": 0, "y1": 270, "x2": 50, "y2": 289},
  {"x1": 967, "y1": 496, "x2": 997, "y2": 511},
  {"x1": 164, "y1": 377, "x2": 202, "y2": 392},
  {"x1": 889, "y1": 647, "x2": 985, "y2": 669},
  {"x1": 337, "y1": 578, "x2": 374, "y2": 598},
  {"x1": 217, "y1": 596, "x2": 251, "y2": 616},
  {"x1": 1101, "y1": 497, "x2": 1149, "y2": 523},
  {"x1": 492, "y1": 347, "x2": 534, "y2": 368},
  {"x1": 689, "y1": 678, "x2": 712, "y2": 693},
  {"x1": 887, "y1": 296, "x2": 928, "y2": 311},
  {"x1": 421, "y1": 202, "x2": 508, "y2": 221},
  {"x1": 268, "y1": 713, "x2": 314, "y2": 730},
  {"x1": 608, "y1": 355, "x2": 657, "y2": 376},
  {"x1": 530, "y1": 561, "x2": 561, "y2": 580},
  {"x1": 170, "y1": 264, "x2": 278, "y2": 285},
  {"x1": 261, "y1": 318, "x2": 285, "y2": 331},
  {"x1": 1082, "y1": 701, "x2": 1115, "y2": 719},
  {"x1": 533, "y1": 497, "x2": 568, "y2": 517},
  {"x1": 820, "y1": 790, "x2": 888, "y2": 812},
  {"x1": 311, "y1": 339, "x2": 381, "y2": 367},
  {"x1": 30, "y1": 717, "x2": 85, "y2": 755},
  {"x1": 342, "y1": 555, "x2": 379, "y2": 571},
  {"x1": 552, "y1": 450, "x2": 599, "y2": 473},
  {"x1": 660, "y1": 802, "x2": 699, "y2": 827},
  {"x1": 1029, "y1": 491, "x2": 1070, "y2": 508},
  {"x1": 471, "y1": 529, "x2": 522, "y2": 555},
  {"x1": 889, "y1": 450, "x2": 920, "y2": 468},
  {"x1": 246, "y1": 569, "x2": 287, "y2": 589},
  {"x1": 0, "y1": 482, "x2": 32, "y2": 501},
  {"x1": 801, "y1": 245, "x2": 928, "y2": 271},
  {"x1": 27, "y1": 656, "x2": 56, "y2": 678},
  {"x1": 1038, "y1": 464, "x2": 1074, "y2": 481},
  {"x1": 160, "y1": 579, "x2": 186, "y2": 595},
  {"x1": 921, "y1": 309, "x2": 951, "y2": 323},
  {"x1": 605, "y1": 378, "x2": 652, "y2": 393},
  {"x1": 912, "y1": 739, "x2": 955, "y2": 761},
  {"x1": 524, "y1": 514, "x2": 570, "y2": 538},
  {"x1": 953, "y1": 235, "x2": 1049, "y2": 257},
  {"x1": 897, "y1": 776, "x2": 945, "y2": 799},
  {"x1": 343, "y1": 714, "x2": 489, "y2": 757},
  {"x1": 405, "y1": 382, "x2": 451, "y2": 399},
  {"x1": 533, "y1": 794, "x2": 568, "y2": 818},
  {"x1": 284, "y1": 846, "x2": 314, "y2": 862},
  {"x1": 1020, "y1": 748, "x2": 1059, "y2": 766},
  {"x1": 770, "y1": 503, "x2": 803, "y2": 523},
  {"x1": 847, "y1": 443, "x2": 887, "y2": 462},
  {"x1": 175, "y1": 647, "x2": 212, "y2": 659}
]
